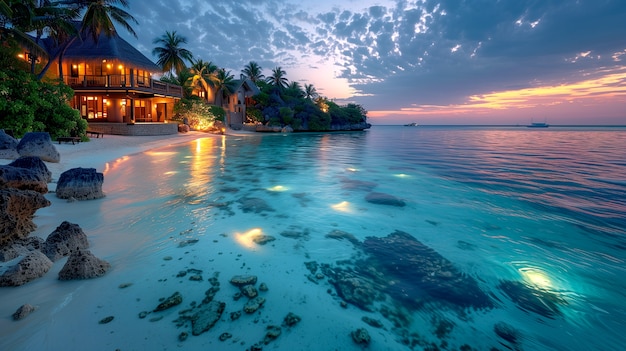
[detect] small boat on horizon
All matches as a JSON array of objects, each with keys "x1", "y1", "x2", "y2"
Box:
[
  {"x1": 404, "y1": 122, "x2": 419, "y2": 126},
  {"x1": 527, "y1": 121, "x2": 549, "y2": 128}
]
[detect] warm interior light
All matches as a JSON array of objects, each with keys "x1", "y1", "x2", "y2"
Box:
[{"x1": 267, "y1": 185, "x2": 288, "y2": 192}]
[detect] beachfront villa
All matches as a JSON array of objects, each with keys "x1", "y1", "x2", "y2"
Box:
[{"x1": 22, "y1": 29, "x2": 259, "y2": 135}]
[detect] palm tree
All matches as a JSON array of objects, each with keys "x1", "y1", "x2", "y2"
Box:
[
  {"x1": 266, "y1": 66, "x2": 288, "y2": 89},
  {"x1": 304, "y1": 83, "x2": 318, "y2": 100},
  {"x1": 287, "y1": 81, "x2": 304, "y2": 98},
  {"x1": 213, "y1": 68, "x2": 237, "y2": 107},
  {"x1": 152, "y1": 30, "x2": 194, "y2": 76},
  {"x1": 36, "y1": 0, "x2": 139, "y2": 80},
  {"x1": 188, "y1": 59, "x2": 218, "y2": 102},
  {"x1": 241, "y1": 61, "x2": 264, "y2": 82}
]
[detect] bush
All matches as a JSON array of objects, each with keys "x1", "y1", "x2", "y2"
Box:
[
  {"x1": 173, "y1": 99, "x2": 219, "y2": 131},
  {"x1": 0, "y1": 68, "x2": 86, "y2": 139}
]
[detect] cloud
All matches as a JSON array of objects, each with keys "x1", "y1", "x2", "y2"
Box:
[{"x1": 121, "y1": 0, "x2": 626, "y2": 123}]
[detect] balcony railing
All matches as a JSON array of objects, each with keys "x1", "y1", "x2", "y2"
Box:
[{"x1": 65, "y1": 74, "x2": 182, "y2": 97}]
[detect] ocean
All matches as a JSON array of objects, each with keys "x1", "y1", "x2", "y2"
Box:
[{"x1": 1, "y1": 125, "x2": 625, "y2": 350}]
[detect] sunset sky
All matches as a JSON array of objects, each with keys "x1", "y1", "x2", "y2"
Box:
[{"x1": 122, "y1": 0, "x2": 626, "y2": 125}]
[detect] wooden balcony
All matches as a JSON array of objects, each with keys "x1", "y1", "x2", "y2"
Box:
[{"x1": 65, "y1": 74, "x2": 183, "y2": 98}]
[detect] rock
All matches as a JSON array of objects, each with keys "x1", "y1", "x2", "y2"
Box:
[
  {"x1": 252, "y1": 234, "x2": 276, "y2": 245},
  {"x1": 42, "y1": 221, "x2": 89, "y2": 261},
  {"x1": 56, "y1": 167, "x2": 104, "y2": 200},
  {"x1": 498, "y1": 280, "x2": 566, "y2": 318},
  {"x1": 243, "y1": 296, "x2": 266, "y2": 313},
  {"x1": 494, "y1": 321, "x2": 521, "y2": 344},
  {"x1": 191, "y1": 300, "x2": 225, "y2": 336},
  {"x1": 259, "y1": 283, "x2": 268, "y2": 291},
  {"x1": 282, "y1": 312, "x2": 301, "y2": 327},
  {"x1": 0, "y1": 189, "x2": 51, "y2": 246},
  {"x1": 230, "y1": 275, "x2": 257, "y2": 287},
  {"x1": 219, "y1": 332, "x2": 232, "y2": 341},
  {"x1": 281, "y1": 125, "x2": 294, "y2": 133},
  {"x1": 0, "y1": 251, "x2": 53, "y2": 287},
  {"x1": 178, "y1": 124, "x2": 190, "y2": 133},
  {"x1": 237, "y1": 197, "x2": 275, "y2": 213},
  {"x1": 362, "y1": 230, "x2": 493, "y2": 309},
  {"x1": 325, "y1": 229, "x2": 360, "y2": 245},
  {"x1": 0, "y1": 129, "x2": 19, "y2": 160},
  {"x1": 330, "y1": 270, "x2": 379, "y2": 311},
  {"x1": 16, "y1": 132, "x2": 60, "y2": 163},
  {"x1": 240, "y1": 284, "x2": 258, "y2": 298},
  {"x1": 98, "y1": 316, "x2": 114, "y2": 324},
  {"x1": 12, "y1": 304, "x2": 37, "y2": 320},
  {"x1": 351, "y1": 328, "x2": 371, "y2": 345},
  {"x1": 8, "y1": 156, "x2": 52, "y2": 183},
  {"x1": 153, "y1": 291, "x2": 183, "y2": 312},
  {"x1": 263, "y1": 325, "x2": 282, "y2": 344},
  {"x1": 58, "y1": 249, "x2": 111, "y2": 280},
  {"x1": 0, "y1": 165, "x2": 49, "y2": 193},
  {"x1": 365, "y1": 192, "x2": 406, "y2": 207},
  {"x1": 178, "y1": 332, "x2": 188, "y2": 342}
]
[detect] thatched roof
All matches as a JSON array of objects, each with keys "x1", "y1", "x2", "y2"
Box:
[{"x1": 42, "y1": 27, "x2": 160, "y2": 72}]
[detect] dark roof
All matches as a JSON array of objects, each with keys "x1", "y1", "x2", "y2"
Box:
[
  {"x1": 42, "y1": 28, "x2": 160, "y2": 72},
  {"x1": 233, "y1": 78, "x2": 261, "y2": 95}
]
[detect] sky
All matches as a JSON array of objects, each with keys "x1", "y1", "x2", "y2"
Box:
[{"x1": 120, "y1": 0, "x2": 626, "y2": 125}]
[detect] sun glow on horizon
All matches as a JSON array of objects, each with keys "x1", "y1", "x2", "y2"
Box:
[{"x1": 368, "y1": 68, "x2": 626, "y2": 123}]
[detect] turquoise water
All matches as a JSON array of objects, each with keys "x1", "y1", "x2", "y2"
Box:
[{"x1": 2, "y1": 125, "x2": 625, "y2": 350}]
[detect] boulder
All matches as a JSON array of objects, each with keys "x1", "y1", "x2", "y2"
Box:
[
  {"x1": 0, "y1": 165, "x2": 49, "y2": 193},
  {"x1": 0, "y1": 130, "x2": 19, "y2": 160},
  {"x1": 178, "y1": 124, "x2": 190, "y2": 133},
  {"x1": 56, "y1": 168, "x2": 104, "y2": 200},
  {"x1": 16, "y1": 132, "x2": 60, "y2": 163},
  {"x1": 191, "y1": 300, "x2": 226, "y2": 336},
  {"x1": 281, "y1": 125, "x2": 294, "y2": 133},
  {"x1": 42, "y1": 221, "x2": 90, "y2": 261},
  {"x1": 58, "y1": 248, "x2": 111, "y2": 280},
  {"x1": 0, "y1": 250, "x2": 53, "y2": 287},
  {"x1": 0, "y1": 188, "x2": 51, "y2": 246},
  {"x1": 8, "y1": 156, "x2": 52, "y2": 183},
  {"x1": 13, "y1": 303, "x2": 38, "y2": 320}
]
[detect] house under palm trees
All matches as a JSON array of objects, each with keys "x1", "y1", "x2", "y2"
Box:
[{"x1": 26, "y1": 29, "x2": 184, "y2": 135}]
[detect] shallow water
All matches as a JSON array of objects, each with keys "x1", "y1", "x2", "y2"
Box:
[{"x1": 1, "y1": 126, "x2": 625, "y2": 350}]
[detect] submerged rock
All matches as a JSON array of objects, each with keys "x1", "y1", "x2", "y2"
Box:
[
  {"x1": 12, "y1": 303, "x2": 37, "y2": 320},
  {"x1": 154, "y1": 291, "x2": 183, "y2": 312},
  {"x1": 362, "y1": 230, "x2": 493, "y2": 309},
  {"x1": 237, "y1": 197, "x2": 274, "y2": 213},
  {"x1": 498, "y1": 280, "x2": 566, "y2": 318},
  {"x1": 365, "y1": 192, "x2": 406, "y2": 207},
  {"x1": 191, "y1": 300, "x2": 225, "y2": 336},
  {"x1": 243, "y1": 296, "x2": 266, "y2": 313},
  {"x1": 351, "y1": 328, "x2": 371, "y2": 345},
  {"x1": 230, "y1": 275, "x2": 257, "y2": 287}
]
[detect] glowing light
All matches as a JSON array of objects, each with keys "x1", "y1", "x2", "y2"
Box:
[
  {"x1": 346, "y1": 167, "x2": 359, "y2": 172},
  {"x1": 267, "y1": 185, "x2": 288, "y2": 192},
  {"x1": 520, "y1": 268, "x2": 552, "y2": 289},
  {"x1": 145, "y1": 151, "x2": 177, "y2": 157},
  {"x1": 394, "y1": 173, "x2": 411, "y2": 178},
  {"x1": 331, "y1": 201, "x2": 352, "y2": 213},
  {"x1": 163, "y1": 171, "x2": 178, "y2": 175},
  {"x1": 234, "y1": 228, "x2": 263, "y2": 249}
]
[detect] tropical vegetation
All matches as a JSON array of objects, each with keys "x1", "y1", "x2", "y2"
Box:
[{"x1": 1, "y1": 0, "x2": 368, "y2": 138}]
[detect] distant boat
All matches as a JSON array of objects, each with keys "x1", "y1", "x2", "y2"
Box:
[
  {"x1": 527, "y1": 122, "x2": 549, "y2": 128},
  {"x1": 404, "y1": 122, "x2": 419, "y2": 127}
]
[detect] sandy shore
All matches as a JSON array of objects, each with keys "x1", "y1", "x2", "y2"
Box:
[{"x1": 1, "y1": 131, "x2": 212, "y2": 185}]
